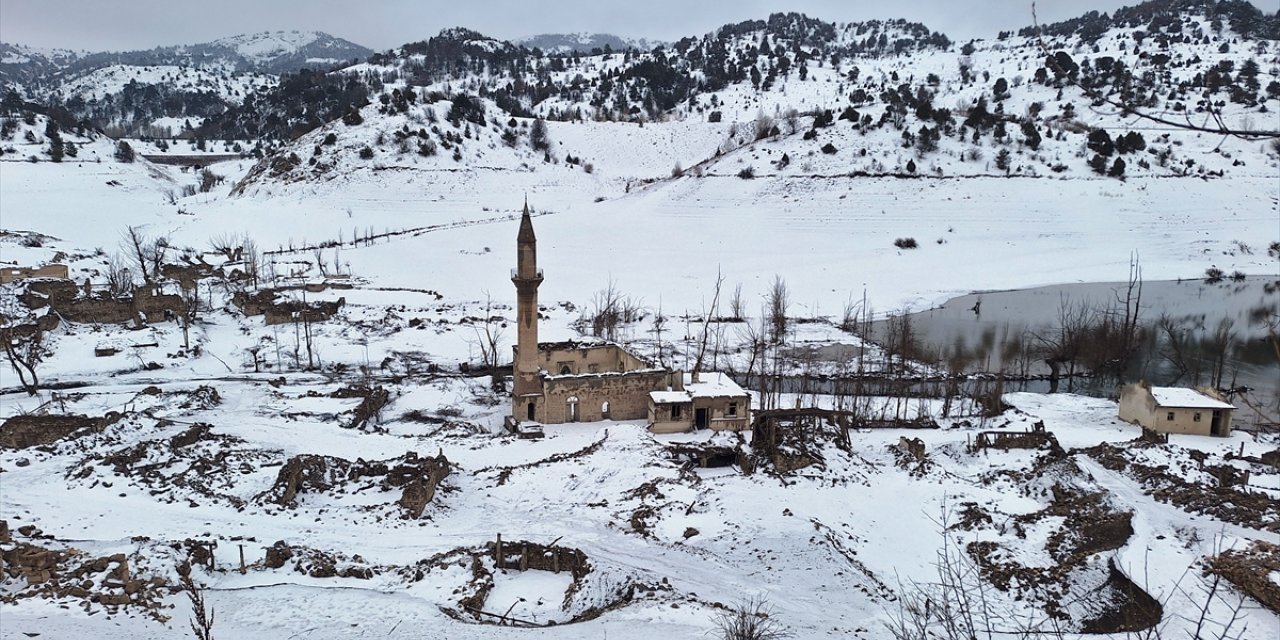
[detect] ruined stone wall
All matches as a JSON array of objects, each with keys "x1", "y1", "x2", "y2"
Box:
[
  {"x1": 648, "y1": 408, "x2": 691, "y2": 434},
  {"x1": 0, "y1": 264, "x2": 69, "y2": 284},
  {"x1": 536, "y1": 370, "x2": 669, "y2": 423},
  {"x1": 19, "y1": 280, "x2": 183, "y2": 325},
  {"x1": 535, "y1": 343, "x2": 651, "y2": 376},
  {"x1": 231, "y1": 288, "x2": 344, "y2": 326},
  {"x1": 0, "y1": 415, "x2": 95, "y2": 449},
  {"x1": 1118, "y1": 384, "x2": 1158, "y2": 428}
]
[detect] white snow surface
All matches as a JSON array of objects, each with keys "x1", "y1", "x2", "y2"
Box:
[{"x1": 1150, "y1": 386, "x2": 1236, "y2": 409}]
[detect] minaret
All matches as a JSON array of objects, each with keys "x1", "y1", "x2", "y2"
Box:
[{"x1": 512, "y1": 199, "x2": 544, "y2": 411}]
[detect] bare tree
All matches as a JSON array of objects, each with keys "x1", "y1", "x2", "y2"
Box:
[
  {"x1": 1033, "y1": 296, "x2": 1092, "y2": 393},
  {"x1": 692, "y1": 270, "x2": 725, "y2": 376},
  {"x1": 766, "y1": 275, "x2": 790, "y2": 344},
  {"x1": 584, "y1": 280, "x2": 642, "y2": 342},
  {"x1": 312, "y1": 248, "x2": 328, "y2": 277},
  {"x1": 0, "y1": 320, "x2": 44, "y2": 395},
  {"x1": 123, "y1": 226, "x2": 152, "y2": 285},
  {"x1": 121, "y1": 226, "x2": 170, "y2": 286},
  {"x1": 104, "y1": 253, "x2": 134, "y2": 297},
  {"x1": 729, "y1": 283, "x2": 746, "y2": 321},
  {"x1": 711, "y1": 595, "x2": 791, "y2": 640},
  {"x1": 242, "y1": 238, "x2": 260, "y2": 288},
  {"x1": 471, "y1": 292, "x2": 506, "y2": 369}
]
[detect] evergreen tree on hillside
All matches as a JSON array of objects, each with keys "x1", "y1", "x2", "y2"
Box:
[
  {"x1": 45, "y1": 120, "x2": 63, "y2": 162},
  {"x1": 115, "y1": 140, "x2": 136, "y2": 163}
]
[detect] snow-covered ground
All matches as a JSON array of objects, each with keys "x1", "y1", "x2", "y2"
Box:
[{"x1": 2, "y1": 9, "x2": 1280, "y2": 636}]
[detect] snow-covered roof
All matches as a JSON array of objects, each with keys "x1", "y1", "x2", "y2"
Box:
[
  {"x1": 650, "y1": 372, "x2": 749, "y2": 405},
  {"x1": 649, "y1": 391, "x2": 691, "y2": 405},
  {"x1": 684, "y1": 372, "x2": 748, "y2": 399},
  {"x1": 1149, "y1": 387, "x2": 1234, "y2": 410}
]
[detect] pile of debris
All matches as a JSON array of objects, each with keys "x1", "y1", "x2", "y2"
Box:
[
  {"x1": 0, "y1": 521, "x2": 173, "y2": 621},
  {"x1": 331, "y1": 385, "x2": 391, "y2": 430},
  {"x1": 433, "y1": 537, "x2": 642, "y2": 628},
  {"x1": 889, "y1": 436, "x2": 935, "y2": 477},
  {"x1": 256, "y1": 451, "x2": 450, "y2": 519},
  {"x1": 1205, "y1": 540, "x2": 1280, "y2": 613},
  {"x1": 1081, "y1": 440, "x2": 1279, "y2": 531},
  {"x1": 666, "y1": 441, "x2": 751, "y2": 472},
  {"x1": 261, "y1": 540, "x2": 380, "y2": 579},
  {"x1": 970, "y1": 428, "x2": 1063, "y2": 455},
  {"x1": 964, "y1": 459, "x2": 1160, "y2": 633},
  {"x1": 68, "y1": 422, "x2": 274, "y2": 509},
  {"x1": 231, "y1": 287, "x2": 345, "y2": 325}
]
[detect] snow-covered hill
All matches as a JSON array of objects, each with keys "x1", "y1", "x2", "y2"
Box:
[
  {"x1": 0, "y1": 30, "x2": 371, "y2": 135},
  {"x1": 228, "y1": 2, "x2": 1278, "y2": 200},
  {"x1": 207, "y1": 30, "x2": 369, "y2": 71},
  {"x1": 519, "y1": 32, "x2": 664, "y2": 55}
]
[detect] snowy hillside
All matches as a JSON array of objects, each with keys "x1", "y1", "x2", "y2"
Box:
[
  {"x1": 223, "y1": 3, "x2": 1278, "y2": 195},
  {"x1": 519, "y1": 32, "x2": 665, "y2": 55},
  {"x1": 55, "y1": 65, "x2": 272, "y2": 104},
  {"x1": 0, "y1": 42, "x2": 83, "y2": 90},
  {"x1": 1, "y1": 30, "x2": 371, "y2": 135},
  {"x1": 208, "y1": 30, "x2": 368, "y2": 70}
]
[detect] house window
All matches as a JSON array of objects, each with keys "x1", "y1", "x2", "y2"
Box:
[
  {"x1": 1166, "y1": 412, "x2": 1175, "y2": 421},
  {"x1": 559, "y1": 365, "x2": 572, "y2": 375},
  {"x1": 601, "y1": 401, "x2": 610, "y2": 419},
  {"x1": 588, "y1": 364, "x2": 599, "y2": 373},
  {"x1": 726, "y1": 402, "x2": 738, "y2": 417},
  {"x1": 1193, "y1": 412, "x2": 1201, "y2": 422},
  {"x1": 671, "y1": 404, "x2": 682, "y2": 419}
]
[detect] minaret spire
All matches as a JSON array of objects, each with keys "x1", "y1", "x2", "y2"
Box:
[{"x1": 512, "y1": 198, "x2": 544, "y2": 418}]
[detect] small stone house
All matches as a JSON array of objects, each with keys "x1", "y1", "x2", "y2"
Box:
[
  {"x1": 649, "y1": 372, "x2": 751, "y2": 434},
  {"x1": 1118, "y1": 381, "x2": 1234, "y2": 437}
]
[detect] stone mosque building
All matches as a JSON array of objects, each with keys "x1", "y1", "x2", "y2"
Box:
[{"x1": 509, "y1": 203, "x2": 750, "y2": 434}]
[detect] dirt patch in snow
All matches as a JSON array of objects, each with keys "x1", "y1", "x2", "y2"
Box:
[{"x1": 967, "y1": 458, "x2": 1159, "y2": 633}]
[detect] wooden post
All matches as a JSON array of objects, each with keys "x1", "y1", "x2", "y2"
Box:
[
  {"x1": 496, "y1": 533, "x2": 504, "y2": 569},
  {"x1": 553, "y1": 549, "x2": 559, "y2": 574},
  {"x1": 520, "y1": 544, "x2": 528, "y2": 571},
  {"x1": 238, "y1": 544, "x2": 246, "y2": 575}
]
